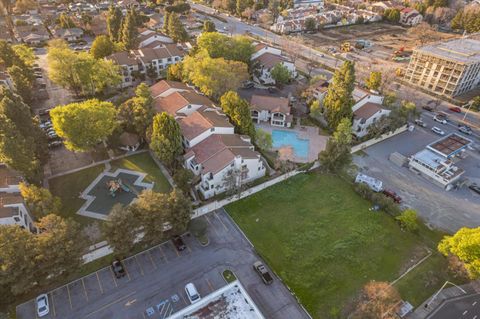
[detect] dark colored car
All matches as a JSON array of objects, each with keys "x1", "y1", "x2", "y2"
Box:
[
  {"x1": 449, "y1": 106, "x2": 462, "y2": 113},
  {"x1": 172, "y1": 235, "x2": 186, "y2": 251},
  {"x1": 111, "y1": 260, "x2": 126, "y2": 278},
  {"x1": 382, "y1": 189, "x2": 402, "y2": 203},
  {"x1": 253, "y1": 261, "x2": 273, "y2": 285},
  {"x1": 469, "y1": 184, "x2": 480, "y2": 195},
  {"x1": 458, "y1": 125, "x2": 472, "y2": 135},
  {"x1": 422, "y1": 105, "x2": 434, "y2": 112},
  {"x1": 267, "y1": 87, "x2": 278, "y2": 94}
]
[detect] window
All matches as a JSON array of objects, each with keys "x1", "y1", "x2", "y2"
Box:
[
  {"x1": 14, "y1": 217, "x2": 20, "y2": 222},
  {"x1": 210, "y1": 128, "x2": 214, "y2": 132}
]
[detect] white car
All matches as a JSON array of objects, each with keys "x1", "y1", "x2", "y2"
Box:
[
  {"x1": 431, "y1": 126, "x2": 445, "y2": 135},
  {"x1": 433, "y1": 115, "x2": 447, "y2": 124},
  {"x1": 36, "y1": 294, "x2": 49, "y2": 317},
  {"x1": 185, "y1": 283, "x2": 201, "y2": 304}
]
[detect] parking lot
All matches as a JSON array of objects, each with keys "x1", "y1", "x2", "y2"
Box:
[
  {"x1": 17, "y1": 210, "x2": 309, "y2": 319},
  {"x1": 354, "y1": 113, "x2": 480, "y2": 232}
]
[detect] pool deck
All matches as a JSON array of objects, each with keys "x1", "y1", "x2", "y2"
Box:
[{"x1": 255, "y1": 123, "x2": 328, "y2": 163}]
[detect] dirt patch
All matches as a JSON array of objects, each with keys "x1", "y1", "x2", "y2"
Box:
[{"x1": 398, "y1": 245, "x2": 430, "y2": 275}]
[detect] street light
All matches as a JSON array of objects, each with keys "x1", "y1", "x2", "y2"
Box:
[
  {"x1": 424, "y1": 281, "x2": 467, "y2": 309},
  {"x1": 462, "y1": 101, "x2": 474, "y2": 122}
]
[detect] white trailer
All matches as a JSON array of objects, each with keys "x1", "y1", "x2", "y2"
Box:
[{"x1": 355, "y1": 173, "x2": 383, "y2": 192}]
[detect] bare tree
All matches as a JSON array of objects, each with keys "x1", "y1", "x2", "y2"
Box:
[{"x1": 351, "y1": 281, "x2": 402, "y2": 319}]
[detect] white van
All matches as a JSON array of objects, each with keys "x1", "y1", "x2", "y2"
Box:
[{"x1": 185, "y1": 283, "x2": 201, "y2": 304}]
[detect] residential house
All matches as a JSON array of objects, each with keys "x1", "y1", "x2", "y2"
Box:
[
  {"x1": 311, "y1": 79, "x2": 329, "y2": 102},
  {"x1": 153, "y1": 90, "x2": 215, "y2": 116},
  {"x1": 53, "y1": 27, "x2": 84, "y2": 42},
  {"x1": 294, "y1": 0, "x2": 324, "y2": 7},
  {"x1": 251, "y1": 43, "x2": 296, "y2": 85},
  {"x1": 250, "y1": 95, "x2": 293, "y2": 127},
  {"x1": 400, "y1": 8, "x2": 423, "y2": 26},
  {"x1": 183, "y1": 134, "x2": 265, "y2": 199},
  {"x1": 15, "y1": 25, "x2": 50, "y2": 45},
  {"x1": 150, "y1": 79, "x2": 192, "y2": 99},
  {"x1": 138, "y1": 30, "x2": 174, "y2": 48},
  {"x1": 352, "y1": 102, "x2": 391, "y2": 138},
  {"x1": 106, "y1": 51, "x2": 139, "y2": 88},
  {"x1": 146, "y1": 13, "x2": 163, "y2": 29}
]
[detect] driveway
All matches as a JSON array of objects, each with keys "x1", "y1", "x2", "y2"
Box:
[
  {"x1": 17, "y1": 210, "x2": 309, "y2": 319},
  {"x1": 353, "y1": 114, "x2": 480, "y2": 232}
]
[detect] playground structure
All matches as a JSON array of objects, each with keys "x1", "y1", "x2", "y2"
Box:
[{"x1": 106, "y1": 178, "x2": 130, "y2": 197}]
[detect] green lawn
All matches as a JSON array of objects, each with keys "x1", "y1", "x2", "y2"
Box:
[
  {"x1": 110, "y1": 152, "x2": 172, "y2": 193},
  {"x1": 49, "y1": 164, "x2": 105, "y2": 226},
  {"x1": 226, "y1": 173, "x2": 451, "y2": 318}
]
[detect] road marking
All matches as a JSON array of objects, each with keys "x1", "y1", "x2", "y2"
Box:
[
  {"x1": 159, "y1": 245, "x2": 168, "y2": 262},
  {"x1": 96, "y1": 271, "x2": 104, "y2": 294},
  {"x1": 124, "y1": 261, "x2": 132, "y2": 281},
  {"x1": 214, "y1": 212, "x2": 229, "y2": 231},
  {"x1": 473, "y1": 301, "x2": 477, "y2": 306},
  {"x1": 109, "y1": 267, "x2": 118, "y2": 287},
  {"x1": 204, "y1": 214, "x2": 220, "y2": 236},
  {"x1": 81, "y1": 278, "x2": 89, "y2": 301},
  {"x1": 171, "y1": 241, "x2": 180, "y2": 257},
  {"x1": 148, "y1": 250, "x2": 157, "y2": 269},
  {"x1": 49, "y1": 293, "x2": 56, "y2": 317},
  {"x1": 83, "y1": 291, "x2": 137, "y2": 318},
  {"x1": 180, "y1": 291, "x2": 188, "y2": 305},
  {"x1": 473, "y1": 315, "x2": 477, "y2": 319},
  {"x1": 185, "y1": 240, "x2": 192, "y2": 254},
  {"x1": 135, "y1": 256, "x2": 145, "y2": 276},
  {"x1": 206, "y1": 278, "x2": 214, "y2": 292},
  {"x1": 66, "y1": 285, "x2": 73, "y2": 310},
  {"x1": 463, "y1": 310, "x2": 468, "y2": 315}
]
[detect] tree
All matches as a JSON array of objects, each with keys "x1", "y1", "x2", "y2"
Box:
[
  {"x1": 102, "y1": 204, "x2": 139, "y2": 257},
  {"x1": 256, "y1": 128, "x2": 273, "y2": 150},
  {"x1": 270, "y1": 63, "x2": 292, "y2": 86},
  {"x1": 305, "y1": 17, "x2": 317, "y2": 31},
  {"x1": 167, "y1": 188, "x2": 192, "y2": 234},
  {"x1": 7, "y1": 65, "x2": 34, "y2": 104},
  {"x1": 203, "y1": 20, "x2": 216, "y2": 32},
  {"x1": 323, "y1": 61, "x2": 355, "y2": 130},
  {"x1": 57, "y1": 12, "x2": 76, "y2": 29},
  {"x1": 220, "y1": 91, "x2": 256, "y2": 140},
  {"x1": 366, "y1": 71, "x2": 382, "y2": 91},
  {"x1": 173, "y1": 168, "x2": 194, "y2": 194},
  {"x1": 167, "y1": 13, "x2": 188, "y2": 42},
  {"x1": 12, "y1": 44, "x2": 35, "y2": 66},
  {"x1": 121, "y1": 9, "x2": 138, "y2": 50},
  {"x1": 162, "y1": 11, "x2": 171, "y2": 34},
  {"x1": 34, "y1": 215, "x2": 86, "y2": 284},
  {"x1": 451, "y1": 6, "x2": 480, "y2": 33},
  {"x1": 310, "y1": 99, "x2": 322, "y2": 119},
  {"x1": 50, "y1": 99, "x2": 118, "y2": 151},
  {"x1": 438, "y1": 227, "x2": 480, "y2": 279},
  {"x1": 167, "y1": 62, "x2": 183, "y2": 81},
  {"x1": 470, "y1": 96, "x2": 480, "y2": 112},
  {"x1": 19, "y1": 182, "x2": 62, "y2": 219},
  {"x1": 149, "y1": 112, "x2": 183, "y2": 168},
  {"x1": 91, "y1": 35, "x2": 115, "y2": 59},
  {"x1": 384, "y1": 8, "x2": 400, "y2": 23},
  {"x1": 318, "y1": 118, "x2": 352, "y2": 172},
  {"x1": 408, "y1": 22, "x2": 440, "y2": 45},
  {"x1": 118, "y1": 83, "x2": 154, "y2": 136},
  {"x1": 352, "y1": 281, "x2": 401, "y2": 319},
  {"x1": 197, "y1": 32, "x2": 254, "y2": 64},
  {"x1": 182, "y1": 50, "x2": 249, "y2": 99},
  {"x1": 107, "y1": 5, "x2": 123, "y2": 42},
  {"x1": 395, "y1": 209, "x2": 419, "y2": 232}
]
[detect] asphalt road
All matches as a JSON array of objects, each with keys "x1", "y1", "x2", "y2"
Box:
[
  {"x1": 17, "y1": 210, "x2": 309, "y2": 319},
  {"x1": 427, "y1": 294, "x2": 480, "y2": 319}
]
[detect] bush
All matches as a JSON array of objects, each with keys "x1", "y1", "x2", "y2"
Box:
[
  {"x1": 353, "y1": 183, "x2": 401, "y2": 217},
  {"x1": 395, "y1": 209, "x2": 419, "y2": 232}
]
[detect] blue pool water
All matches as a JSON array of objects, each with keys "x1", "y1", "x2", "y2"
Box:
[{"x1": 272, "y1": 130, "x2": 309, "y2": 158}]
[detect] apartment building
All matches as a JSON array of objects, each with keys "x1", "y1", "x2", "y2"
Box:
[{"x1": 404, "y1": 38, "x2": 480, "y2": 98}]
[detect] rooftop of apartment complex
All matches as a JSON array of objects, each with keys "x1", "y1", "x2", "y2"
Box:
[
  {"x1": 426, "y1": 133, "x2": 472, "y2": 158},
  {"x1": 417, "y1": 38, "x2": 480, "y2": 64}
]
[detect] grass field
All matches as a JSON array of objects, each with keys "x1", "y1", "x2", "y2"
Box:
[{"x1": 226, "y1": 173, "x2": 452, "y2": 318}]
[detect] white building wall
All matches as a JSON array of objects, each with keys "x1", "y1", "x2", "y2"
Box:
[
  {"x1": 251, "y1": 47, "x2": 283, "y2": 60},
  {"x1": 352, "y1": 109, "x2": 391, "y2": 137},
  {"x1": 352, "y1": 94, "x2": 384, "y2": 112},
  {"x1": 186, "y1": 126, "x2": 235, "y2": 148},
  {"x1": 0, "y1": 203, "x2": 35, "y2": 231}
]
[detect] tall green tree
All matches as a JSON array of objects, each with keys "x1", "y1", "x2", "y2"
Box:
[
  {"x1": 19, "y1": 182, "x2": 62, "y2": 219},
  {"x1": 121, "y1": 9, "x2": 138, "y2": 50},
  {"x1": 162, "y1": 11, "x2": 171, "y2": 34},
  {"x1": 203, "y1": 20, "x2": 216, "y2": 32},
  {"x1": 270, "y1": 63, "x2": 291, "y2": 86},
  {"x1": 50, "y1": 99, "x2": 118, "y2": 151},
  {"x1": 318, "y1": 117, "x2": 352, "y2": 172},
  {"x1": 57, "y1": 12, "x2": 76, "y2": 29},
  {"x1": 12, "y1": 44, "x2": 35, "y2": 66},
  {"x1": 118, "y1": 83, "x2": 154, "y2": 136},
  {"x1": 149, "y1": 112, "x2": 183, "y2": 168},
  {"x1": 102, "y1": 204, "x2": 139, "y2": 257},
  {"x1": 167, "y1": 13, "x2": 188, "y2": 42},
  {"x1": 220, "y1": 91, "x2": 256, "y2": 140},
  {"x1": 438, "y1": 227, "x2": 480, "y2": 279},
  {"x1": 7, "y1": 65, "x2": 34, "y2": 104},
  {"x1": 366, "y1": 71, "x2": 382, "y2": 91},
  {"x1": 91, "y1": 35, "x2": 115, "y2": 59},
  {"x1": 256, "y1": 128, "x2": 273, "y2": 150},
  {"x1": 106, "y1": 5, "x2": 123, "y2": 42},
  {"x1": 167, "y1": 188, "x2": 192, "y2": 234},
  {"x1": 323, "y1": 61, "x2": 355, "y2": 130},
  {"x1": 197, "y1": 32, "x2": 254, "y2": 64}
]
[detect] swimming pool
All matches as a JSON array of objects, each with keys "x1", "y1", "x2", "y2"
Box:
[{"x1": 272, "y1": 130, "x2": 309, "y2": 158}]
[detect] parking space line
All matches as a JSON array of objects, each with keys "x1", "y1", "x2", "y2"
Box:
[
  {"x1": 205, "y1": 214, "x2": 220, "y2": 236},
  {"x1": 185, "y1": 240, "x2": 192, "y2": 254},
  {"x1": 50, "y1": 293, "x2": 56, "y2": 317},
  {"x1": 159, "y1": 245, "x2": 168, "y2": 262},
  {"x1": 81, "y1": 278, "x2": 89, "y2": 301},
  {"x1": 66, "y1": 284, "x2": 73, "y2": 310},
  {"x1": 171, "y1": 241, "x2": 180, "y2": 257},
  {"x1": 180, "y1": 292, "x2": 188, "y2": 305},
  {"x1": 110, "y1": 267, "x2": 118, "y2": 287},
  {"x1": 83, "y1": 291, "x2": 136, "y2": 318},
  {"x1": 214, "y1": 212, "x2": 229, "y2": 231},
  {"x1": 206, "y1": 278, "x2": 214, "y2": 292},
  {"x1": 134, "y1": 255, "x2": 145, "y2": 276},
  {"x1": 124, "y1": 261, "x2": 132, "y2": 281},
  {"x1": 96, "y1": 271, "x2": 104, "y2": 294},
  {"x1": 147, "y1": 250, "x2": 157, "y2": 269}
]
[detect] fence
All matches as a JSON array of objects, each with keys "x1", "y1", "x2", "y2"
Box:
[{"x1": 351, "y1": 125, "x2": 408, "y2": 154}]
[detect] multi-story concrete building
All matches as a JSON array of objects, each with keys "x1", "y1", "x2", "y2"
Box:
[{"x1": 404, "y1": 38, "x2": 480, "y2": 98}]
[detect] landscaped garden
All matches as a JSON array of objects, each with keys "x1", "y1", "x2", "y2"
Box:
[{"x1": 226, "y1": 173, "x2": 454, "y2": 318}]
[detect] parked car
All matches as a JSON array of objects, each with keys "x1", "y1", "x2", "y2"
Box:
[
  {"x1": 36, "y1": 294, "x2": 49, "y2": 317},
  {"x1": 449, "y1": 106, "x2": 462, "y2": 113},
  {"x1": 253, "y1": 261, "x2": 273, "y2": 285},
  {"x1": 242, "y1": 81, "x2": 254, "y2": 89},
  {"x1": 458, "y1": 125, "x2": 473, "y2": 135},
  {"x1": 38, "y1": 109, "x2": 50, "y2": 116},
  {"x1": 414, "y1": 119, "x2": 427, "y2": 127},
  {"x1": 111, "y1": 260, "x2": 126, "y2": 278},
  {"x1": 433, "y1": 115, "x2": 447, "y2": 124},
  {"x1": 48, "y1": 140, "x2": 63, "y2": 148},
  {"x1": 172, "y1": 235, "x2": 186, "y2": 251},
  {"x1": 382, "y1": 189, "x2": 402, "y2": 203},
  {"x1": 422, "y1": 105, "x2": 434, "y2": 112},
  {"x1": 267, "y1": 87, "x2": 278, "y2": 94},
  {"x1": 185, "y1": 283, "x2": 201, "y2": 304},
  {"x1": 469, "y1": 184, "x2": 480, "y2": 195},
  {"x1": 431, "y1": 126, "x2": 445, "y2": 135}
]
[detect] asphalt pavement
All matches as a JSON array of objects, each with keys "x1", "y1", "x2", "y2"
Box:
[
  {"x1": 427, "y1": 294, "x2": 480, "y2": 319},
  {"x1": 17, "y1": 210, "x2": 309, "y2": 319}
]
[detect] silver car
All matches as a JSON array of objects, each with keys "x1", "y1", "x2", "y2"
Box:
[
  {"x1": 36, "y1": 294, "x2": 49, "y2": 317},
  {"x1": 431, "y1": 126, "x2": 445, "y2": 136}
]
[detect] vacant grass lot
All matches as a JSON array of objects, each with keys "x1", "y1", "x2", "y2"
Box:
[{"x1": 227, "y1": 173, "x2": 451, "y2": 318}]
